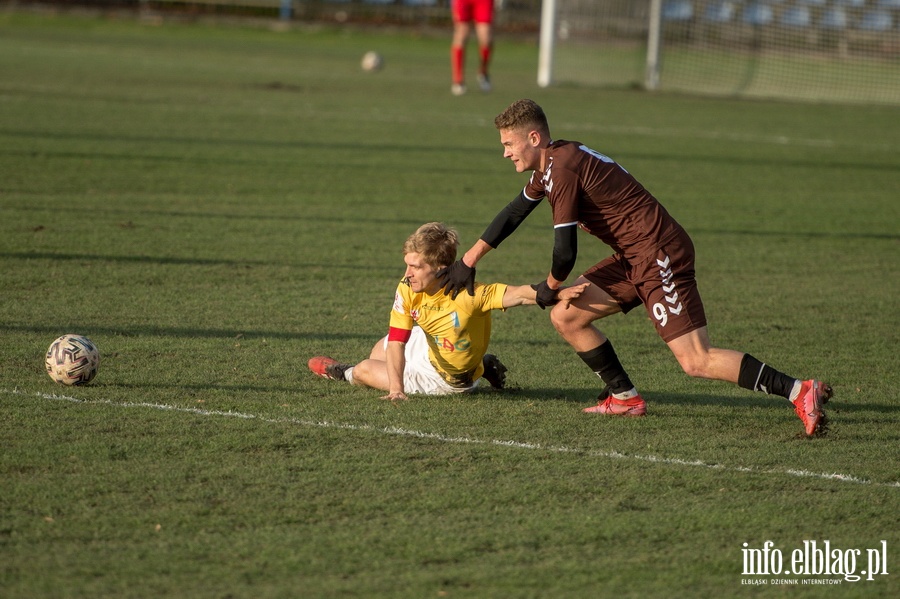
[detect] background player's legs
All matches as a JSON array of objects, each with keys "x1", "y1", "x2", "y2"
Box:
[
  {"x1": 474, "y1": 22, "x2": 492, "y2": 90},
  {"x1": 451, "y1": 21, "x2": 470, "y2": 93}
]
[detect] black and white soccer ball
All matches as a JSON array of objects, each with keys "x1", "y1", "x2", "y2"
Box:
[{"x1": 45, "y1": 334, "x2": 100, "y2": 386}]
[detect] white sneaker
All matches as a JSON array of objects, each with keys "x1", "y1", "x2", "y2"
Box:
[
  {"x1": 451, "y1": 83, "x2": 466, "y2": 96},
  {"x1": 477, "y1": 73, "x2": 491, "y2": 93}
]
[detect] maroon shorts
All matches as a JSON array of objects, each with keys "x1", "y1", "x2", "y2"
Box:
[{"x1": 582, "y1": 232, "x2": 707, "y2": 342}]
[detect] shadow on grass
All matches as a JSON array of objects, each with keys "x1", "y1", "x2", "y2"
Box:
[
  {"x1": 6, "y1": 205, "x2": 491, "y2": 230},
  {"x1": 0, "y1": 127, "x2": 493, "y2": 159},
  {"x1": 3, "y1": 323, "x2": 372, "y2": 342},
  {"x1": 4, "y1": 128, "x2": 897, "y2": 174},
  {"x1": 691, "y1": 228, "x2": 899, "y2": 241},
  {"x1": 484, "y1": 386, "x2": 897, "y2": 413},
  {"x1": 0, "y1": 251, "x2": 402, "y2": 272},
  {"x1": 481, "y1": 386, "x2": 780, "y2": 408},
  {"x1": 99, "y1": 381, "x2": 304, "y2": 395},
  {"x1": 44, "y1": 379, "x2": 898, "y2": 419}
]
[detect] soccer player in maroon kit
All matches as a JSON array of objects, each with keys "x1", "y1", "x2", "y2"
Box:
[{"x1": 439, "y1": 99, "x2": 832, "y2": 436}]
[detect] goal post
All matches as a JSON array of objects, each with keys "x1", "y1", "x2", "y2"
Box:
[
  {"x1": 537, "y1": 0, "x2": 900, "y2": 105},
  {"x1": 645, "y1": 0, "x2": 662, "y2": 91},
  {"x1": 538, "y1": 0, "x2": 558, "y2": 87}
]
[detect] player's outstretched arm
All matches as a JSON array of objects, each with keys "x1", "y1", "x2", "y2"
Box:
[{"x1": 501, "y1": 282, "x2": 589, "y2": 309}]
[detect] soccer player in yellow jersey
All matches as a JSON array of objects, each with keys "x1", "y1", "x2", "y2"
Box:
[{"x1": 308, "y1": 222, "x2": 587, "y2": 400}]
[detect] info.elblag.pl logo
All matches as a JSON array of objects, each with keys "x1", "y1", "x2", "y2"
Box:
[{"x1": 742, "y1": 540, "x2": 889, "y2": 585}]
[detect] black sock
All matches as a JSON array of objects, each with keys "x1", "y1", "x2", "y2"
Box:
[
  {"x1": 737, "y1": 354, "x2": 797, "y2": 399},
  {"x1": 577, "y1": 341, "x2": 634, "y2": 394}
]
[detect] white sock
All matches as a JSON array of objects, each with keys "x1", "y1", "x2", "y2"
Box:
[
  {"x1": 344, "y1": 366, "x2": 354, "y2": 384},
  {"x1": 612, "y1": 387, "x2": 639, "y2": 400},
  {"x1": 788, "y1": 380, "x2": 803, "y2": 402}
]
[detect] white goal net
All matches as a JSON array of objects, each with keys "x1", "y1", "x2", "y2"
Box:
[{"x1": 539, "y1": 0, "x2": 900, "y2": 105}]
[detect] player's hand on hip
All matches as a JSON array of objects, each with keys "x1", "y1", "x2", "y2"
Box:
[{"x1": 437, "y1": 259, "x2": 476, "y2": 299}]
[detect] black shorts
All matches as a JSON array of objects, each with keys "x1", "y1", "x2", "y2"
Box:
[{"x1": 583, "y1": 232, "x2": 707, "y2": 343}]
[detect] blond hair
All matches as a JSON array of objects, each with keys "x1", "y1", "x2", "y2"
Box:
[
  {"x1": 494, "y1": 98, "x2": 550, "y2": 137},
  {"x1": 403, "y1": 222, "x2": 459, "y2": 269}
]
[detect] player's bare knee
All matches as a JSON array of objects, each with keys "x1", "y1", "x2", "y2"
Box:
[
  {"x1": 549, "y1": 303, "x2": 578, "y2": 334},
  {"x1": 677, "y1": 355, "x2": 710, "y2": 379},
  {"x1": 349, "y1": 361, "x2": 371, "y2": 384}
]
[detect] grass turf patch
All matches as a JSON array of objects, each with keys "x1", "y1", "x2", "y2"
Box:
[{"x1": 1, "y1": 9, "x2": 898, "y2": 599}]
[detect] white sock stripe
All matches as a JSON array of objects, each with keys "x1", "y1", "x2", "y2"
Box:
[{"x1": 754, "y1": 363, "x2": 767, "y2": 393}]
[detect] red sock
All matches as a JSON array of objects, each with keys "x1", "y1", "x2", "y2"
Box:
[
  {"x1": 451, "y1": 45, "x2": 464, "y2": 84},
  {"x1": 479, "y1": 44, "x2": 492, "y2": 76}
]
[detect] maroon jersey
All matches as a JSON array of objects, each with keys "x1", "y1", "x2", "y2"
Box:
[{"x1": 524, "y1": 140, "x2": 685, "y2": 263}]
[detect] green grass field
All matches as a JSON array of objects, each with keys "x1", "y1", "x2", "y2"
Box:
[{"x1": 1, "y1": 9, "x2": 898, "y2": 598}]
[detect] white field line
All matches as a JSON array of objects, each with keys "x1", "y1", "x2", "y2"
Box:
[{"x1": 5, "y1": 388, "x2": 898, "y2": 489}]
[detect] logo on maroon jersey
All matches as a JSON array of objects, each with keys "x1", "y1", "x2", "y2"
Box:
[
  {"x1": 542, "y1": 157, "x2": 554, "y2": 193},
  {"x1": 651, "y1": 255, "x2": 684, "y2": 328}
]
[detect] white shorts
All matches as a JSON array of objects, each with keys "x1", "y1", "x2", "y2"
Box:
[{"x1": 384, "y1": 327, "x2": 480, "y2": 395}]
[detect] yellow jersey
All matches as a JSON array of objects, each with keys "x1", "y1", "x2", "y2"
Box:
[{"x1": 389, "y1": 281, "x2": 508, "y2": 387}]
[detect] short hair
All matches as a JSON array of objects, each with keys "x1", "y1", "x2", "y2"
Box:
[
  {"x1": 403, "y1": 222, "x2": 459, "y2": 269},
  {"x1": 494, "y1": 98, "x2": 550, "y2": 137}
]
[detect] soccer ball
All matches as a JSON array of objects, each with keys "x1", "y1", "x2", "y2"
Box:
[
  {"x1": 45, "y1": 334, "x2": 100, "y2": 386},
  {"x1": 361, "y1": 51, "x2": 383, "y2": 72}
]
